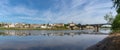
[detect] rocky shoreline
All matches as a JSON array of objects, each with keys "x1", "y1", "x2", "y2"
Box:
[{"x1": 86, "y1": 33, "x2": 120, "y2": 50}]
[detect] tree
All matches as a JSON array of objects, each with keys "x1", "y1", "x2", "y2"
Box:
[
  {"x1": 104, "y1": 12, "x2": 114, "y2": 24},
  {"x1": 112, "y1": 14, "x2": 120, "y2": 30},
  {"x1": 112, "y1": 0, "x2": 120, "y2": 14},
  {"x1": 111, "y1": 0, "x2": 120, "y2": 31}
]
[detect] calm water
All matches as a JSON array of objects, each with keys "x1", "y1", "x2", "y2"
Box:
[{"x1": 0, "y1": 29, "x2": 109, "y2": 50}]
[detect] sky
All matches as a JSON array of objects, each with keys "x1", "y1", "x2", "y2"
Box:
[{"x1": 0, "y1": 0, "x2": 117, "y2": 24}]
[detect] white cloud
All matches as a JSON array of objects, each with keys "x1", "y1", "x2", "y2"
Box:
[
  {"x1": 42, "y1": 0, "x2": 117, "y2": 24},
  {"x1": 0, "y1": 0, "x2": 39, "y2": 16},
  {"x1": 0, "y1": 0, "x2": 117, "y2": 24}
]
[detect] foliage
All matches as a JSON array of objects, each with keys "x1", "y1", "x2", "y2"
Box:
[
  {"x1": 64, "y1": 24, "x2": 69, "y2": 27},
  {"x1": 76, "y1": 23, "x2": 81, "y2": 27},
  {"x1": 111, "y1": 0, "x2": 120, "y2": 32},
  {"x1": 112, "y1": 14, "x2": 120, "y2": 30},
  {"x1": 112, "y1": 0, "x2": 120, "y2": 13},
  {"x1": 104, "y1": 12, "x2": 114, "y2": 24}
]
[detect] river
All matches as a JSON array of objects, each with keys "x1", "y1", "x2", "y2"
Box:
[{"x1": 0, "y1": 29, "x2": 110, "y2": 50}]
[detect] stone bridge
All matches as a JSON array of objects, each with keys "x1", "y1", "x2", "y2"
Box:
[
  {"x1": 80, "y1": 23, "x2": 111, "y2": 32},
  {"x1": 69, "y1": 23, "x2": 111, "y2": 32}
]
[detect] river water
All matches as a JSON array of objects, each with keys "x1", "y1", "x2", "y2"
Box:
[{"x1": 0, "y1": 29, "x2": 110, "y2": 50}]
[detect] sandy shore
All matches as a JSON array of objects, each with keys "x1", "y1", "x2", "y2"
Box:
[{"x1": 86, "y1": 33, "x2": 120, "y2": 50}]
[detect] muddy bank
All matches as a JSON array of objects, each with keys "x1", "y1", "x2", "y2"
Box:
[{"x1": 86, "y1": 33, "x2": 120, "y2": 50}]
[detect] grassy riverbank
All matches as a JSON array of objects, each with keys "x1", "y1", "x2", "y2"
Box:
[{"x1": 87, "y1": 33, "x2": 120, "y2": 50}]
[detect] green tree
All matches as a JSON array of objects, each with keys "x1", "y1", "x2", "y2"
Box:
[
  {"x1": 112, "y1": 0, "x2": 120, "y2": 13},
  {"x1": 112, "y1": 14, "x2": 120, "y2": 30},
  {"x1": 104, "y1": 12, "x2": 114, "y2": 24},
  {"x1": 111, "y1": 0, "x2": 120, "y2": 31}
]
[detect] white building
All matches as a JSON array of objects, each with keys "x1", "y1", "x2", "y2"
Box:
[
  {"x1": 4, "y1": 24, "x2": 16, "y2": 28},
  {"x1": 9, "y1": 24, "x2": 16, "y2": 28},
  {"x1": 41, "y1": 26, "x2": 48, "y2": 28}
]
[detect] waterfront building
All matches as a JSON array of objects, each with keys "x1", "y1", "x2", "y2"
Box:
[
  {"x1": 53, "y1": 23, "x2": 65, "y2": 27},
  {"x1": 86, "y1": 25, "x2": 95, "y2": 29},
  {"x1": 15, "y1": 23, "x2": 26, "y2": 28},
  {"x1": 30, "y1": 24, "x2": 41, "y2": 28}
]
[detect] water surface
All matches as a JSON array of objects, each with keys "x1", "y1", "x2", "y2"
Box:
[{"x1": 0, "y1": 30, "x2": 109, "y2": 50}]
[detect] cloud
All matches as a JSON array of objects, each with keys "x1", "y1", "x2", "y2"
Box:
[
  {"x1": 42, "y1": 0, "x2": 117, "y2": 24},
  {"x1": 0, "y1": 0, "x2": 117, "y2": 24}
]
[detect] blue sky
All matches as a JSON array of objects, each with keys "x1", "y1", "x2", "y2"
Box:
[{"x1": 0, "y1": 0, "x2": 117, "y2": 24}]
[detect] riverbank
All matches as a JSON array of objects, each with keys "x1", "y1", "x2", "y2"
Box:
[
  {"x1": 0, "y1": 28, "x2": 70, "y2": 30},
  {"x1": 87, "y1": 33, "x2": 120, "y2": 50}
]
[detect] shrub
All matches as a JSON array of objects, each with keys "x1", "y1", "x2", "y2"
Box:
[{"x1": 112, "y1": 14, "x2": 120, "y2": 31}]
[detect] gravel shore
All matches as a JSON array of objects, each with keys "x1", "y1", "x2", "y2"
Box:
[{"x1": 86, "y1": 33, "x2": 120, "y2": 50}]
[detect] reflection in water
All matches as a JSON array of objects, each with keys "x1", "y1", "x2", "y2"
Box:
[
  {"x1": 0, "y1": 30, "x2": 109, "y2": 36},
  {"x1": 99, "y1": 28, "x2": 111, "y2": 33},
  {"x1": 0, "y1": 30, "x2": 109, "y2": 50}
]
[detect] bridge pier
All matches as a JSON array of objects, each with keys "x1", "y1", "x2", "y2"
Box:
[{"x1": 94, "y1": 25, "x2": 100, "y2": 32}]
